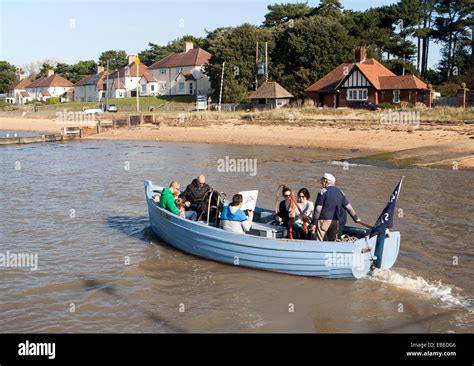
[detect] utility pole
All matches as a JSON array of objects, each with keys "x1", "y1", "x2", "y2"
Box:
[
  {"x1": 106, "y1": 60, "x2": 109, "y2": 109},
  {"x1": 265, "y1": 42, "x2": 268, "y2": 82},
  {"x1": 255, "y1": 41, "x2": 259, "y2": 91},
  {"x1": 135, "y1": 56, "x2": 140, "y2": 112},
  {"x1": 218, "y1": 62, "x2": 225, "y2": 112}
]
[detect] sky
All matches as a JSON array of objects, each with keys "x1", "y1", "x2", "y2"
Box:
[{"x1": 0, "y1": 0, "x2": 440, "y2": 69}]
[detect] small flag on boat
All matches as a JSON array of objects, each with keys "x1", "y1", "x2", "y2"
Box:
[{"x1": 369, "y1": 176, "x2": 404, "y2": 238}]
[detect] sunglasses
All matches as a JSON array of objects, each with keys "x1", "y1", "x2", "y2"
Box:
[
  {"x1": 284, "y1": 194, "x2": 291, "y2": 198},
  {"x1": 298, "y1": 195, "x2": 305, "y2": 198}
]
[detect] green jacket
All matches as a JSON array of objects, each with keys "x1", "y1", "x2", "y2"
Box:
[{"x1": 158, "y1": 187, "x2": 180, "y2": 215}]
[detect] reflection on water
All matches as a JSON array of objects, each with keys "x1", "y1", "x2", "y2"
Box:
[{"x1": 0, "y1": 140, "x2": 473, "y2": 333}]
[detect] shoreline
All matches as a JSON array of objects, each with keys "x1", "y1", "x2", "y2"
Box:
[{"x1": 1, "y1": 114, "x2": 473, "y2": 169}]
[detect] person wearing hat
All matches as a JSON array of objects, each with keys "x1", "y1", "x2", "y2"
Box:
[{"x1": 311, "y1": 173, "x2": 361, "y2": 241}]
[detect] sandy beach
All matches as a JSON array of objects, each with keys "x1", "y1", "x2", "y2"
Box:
[{"x1": 1, "y1": 113, "x2": 473, "y2": 168}]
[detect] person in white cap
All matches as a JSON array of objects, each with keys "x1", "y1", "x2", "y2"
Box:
[{"x1": 311, "y1": 173, "x2": 361, "y2": 241}]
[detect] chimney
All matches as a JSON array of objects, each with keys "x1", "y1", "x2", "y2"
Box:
[
  {"x1": 47, "y1": 69, "x2": 55, "y2": 77},
  {"x1": 184, "y1": 41, "x2": 194, "y2": 53},
  {"x1": 128, "y1": 55, "x2": 136, "y2": 65},
  {"x1": 354, "y1": 46, "x2": 367, "y2": 63},
  {"x1": 18, "y1": 72, "x2": 25, "y2": 81},
  {"x1": 97, "y1": 65, "x2": 104, "y2": 74}
]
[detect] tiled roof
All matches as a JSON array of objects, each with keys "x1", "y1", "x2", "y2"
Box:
[
  {"x1": 40, "y1": 90, "x2": 51, "y2": 96},
  {"x1": 10, "y1": 78, "x2": 31, "y2": 91},
  {"x1": 141, "y1": 70, "x2": 157, "y2": 82},
  {"x1": 355, "y1": 59, "x2": 396, "y2": 89},
  {"x1": 379, "y1": 75, "x2": 428, "y2": 90},
  {"x1": 26, "y1": 74, "x2": 73, "y2": 88},
  {"x1": 74, "y1": 71, "x2": 108, "y2": 88},
  {"x1": 306, "y1": 58, "x2": 428, "y2": 92},
  {"x1": 113, "y1": 80, "x2": 125, "y2": 89},
  {"x1": 176, "y1": 72, "x2": 196, "y2": 81},
  {"x1": 108, "y1": 62, "x2": 148, "y2": 79},
  {"x1": 20, "y1": 91, "x2": 30, "y2": 97},
  {"x1": 250, "y1": 81, "x2": 293, "y2": 99},
  {"x1": 305, "y1": 63, "x2": 354, "y2": 92},
  {"x1": 148, "y1": 48, "x2": 211, "y2": 69}
]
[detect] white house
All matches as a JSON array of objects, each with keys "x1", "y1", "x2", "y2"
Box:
[
  {"x1": 8, "y1": 75, "x2": 32, "y2": 104},
  {"x1": 25, "y1": 69, "x2": 73, "y2": 101},
  {"x1": 147, "y1": 42, "x2": 212, "y2": 96},
  {"x1": 104, "y1": 55, "x2": 148, "y2": 99},
  {"x1": 74, "y1": 66, "x2": 107, "y2": 102},
  {"x1": 139, "y1": 70, "x2": 158, "y2": 96}
]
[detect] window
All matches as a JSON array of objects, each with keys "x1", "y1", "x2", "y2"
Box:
[
  {"x1": 141, "y1": 84, "x2": 146, "y2": 93},
  {"x1": 347, "y1": 88, "x2": 368, "y2": 101},
  {"x1": 408, "y1": 91, "x2": 412, "y2": 101},
  {"x1": 176, "y1": 67, "x2": 182, "y2": 74},
  {"x1": 160, "y1": 69, "x2": 166, "y2": 75},
  {"x1": 151, "y1": 85, "x2": 155, "y2": 92},
  {"x1": 393, "y1": 90, "x2": 400, "y2": 103},
  {"x1": 178, "y1": 82, "x2": 185, "y2": 91},
  {"x1": 160, "y1": 82, "x2": 167, "y2": 91}
]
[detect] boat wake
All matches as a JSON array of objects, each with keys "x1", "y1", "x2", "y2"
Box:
[
  {"x1": 328, "y1": 160, "x2": 372, "y2": 168},
  {"x1": 369, "y1": 268, "x2": 474, "y2": 313}
]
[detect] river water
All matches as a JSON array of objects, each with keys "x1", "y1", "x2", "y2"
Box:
[{"x1": 1, "y1": 139, "x2": 473, "y2": 333}]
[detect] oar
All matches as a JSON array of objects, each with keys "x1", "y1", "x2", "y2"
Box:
[{"x1": 357, "y1": 220, "x2": 373, "y2": 229}]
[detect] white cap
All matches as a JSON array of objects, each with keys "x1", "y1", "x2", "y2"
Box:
[{"x1": 321, "y1": 173, "x2": 336, "y2": 183}]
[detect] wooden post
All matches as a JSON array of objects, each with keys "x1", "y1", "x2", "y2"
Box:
[
  {"x1": 127, "y1": 114, "x2": 131, "y2": 127},
  {"x1": 140, "y1": 114, "x2": 144, "y2": 124},
  {"x1": 427, "y1": 84, "x2": 433, "y2": 109},
  {"x1": 458, "y1": 83, "x2": 468, "y2": 108}
]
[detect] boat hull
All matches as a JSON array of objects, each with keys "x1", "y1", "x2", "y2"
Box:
[{"x1": 144, "y1": 180, "x2": 400, "y2": 279}]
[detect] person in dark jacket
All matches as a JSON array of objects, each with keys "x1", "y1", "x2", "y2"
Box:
[
  {"x1": 182, "y1": 175, "x2": 212, "y2": 216},
  {"x1": 275, "y1": 186, "x2": 291, "y2": 227},
  {"x1": 310, "y1": 173, "x2": 361, "y2": 241}
]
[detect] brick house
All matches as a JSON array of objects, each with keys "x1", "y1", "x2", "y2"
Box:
[{"x1": 305, "y1": 47, "x2": 429, "y2": 108}]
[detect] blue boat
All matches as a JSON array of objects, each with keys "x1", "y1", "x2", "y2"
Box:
[{"x1": 144, "y1": 180, "x2": 400, "y2": 279}]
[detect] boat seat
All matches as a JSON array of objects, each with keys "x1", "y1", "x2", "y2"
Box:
[{"x1": 247, "y1": 222, "x2": 287, "y2": 239}]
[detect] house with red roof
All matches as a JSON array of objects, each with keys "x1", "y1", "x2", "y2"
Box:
[
  {"x1": 148, "y1": 42, "x2": 212, "y2": 96},
  {"x1": 138, "y1": 70, "x2": 158, "y2": 96},
  {"x1": 74, "y1": 66, "x2": 108, "y2": 102},
  {"x1": 305, "y1": 47, "x2": 430, "y2": 108},
  {"x1": 25, "y1": 70, "x2": 73, "y2": 102},
  {"x1": 103, "y1": 55, "x2": 148, "y2": 99},
  {"x1": 8, "y1": 74, "x2": 32, "y2": 104}
]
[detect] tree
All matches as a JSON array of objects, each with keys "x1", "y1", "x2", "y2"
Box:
[
  {"x1": 138, "y1": 35, "x2": 207, "y2": 66},
  {"x1": 206, "y1": 24, "x2": 274, "y2": 103},
  {"x1": 98, "y1": 50, "x2": 128, "y2": 71},
  {"x1": 342, "y1": 8, "x2": 392, "y2": 59},
  {"x1": 433, "y1": 0, "x2": 474, "y2": 79},
  {"x1": 0, "y1": 61, "x2": 18, "y2": 93},
  {"x1": 54, "y1": 60, "x2": 97, "y2": 83},
  {"x1": 271, "y1": 15, "x2": 354, "y2": 98},
  {"x1": 263, "y1": 2, "x2": 312, "y2": 27},
  {"x1": 314, "y1": 0, "x2": 343, "y2": 17},
  {"x1": 36, "y1": 63, "x2": 56, "y2": 79}
]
